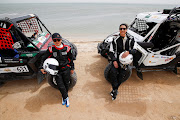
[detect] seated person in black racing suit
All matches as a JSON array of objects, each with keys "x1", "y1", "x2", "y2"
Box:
[
  {"x1": 109, "y1": 23, "x2": 136, "y2": 100},
  {"x1": 39, "y1": 33, "x2": 74, "y2": 107}
]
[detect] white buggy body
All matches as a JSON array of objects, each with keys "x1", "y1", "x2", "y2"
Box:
[{"x1": 98, "y1": 6, "x2": 180, "y2": 80}]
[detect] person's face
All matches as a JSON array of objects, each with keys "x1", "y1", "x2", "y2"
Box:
[
  {"x1": 53, "y1": 38, "x2": 62, "y2": 46},
  {"x1": 119, "y1": 25, "x2": 127, "y2": 37}
]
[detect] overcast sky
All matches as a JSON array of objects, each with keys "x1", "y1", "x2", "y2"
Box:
[{"x1": 0, "y1": 0, "x2": 179, "y2": 4}]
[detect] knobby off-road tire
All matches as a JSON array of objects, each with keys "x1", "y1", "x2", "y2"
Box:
[
  {"x1": 71, "y1": 42, "x2": 78, "y2": 60},
  {"x1": 104, "y1": 62, "x2": 113, "y2": 83},
  {"x1": 104, "y1": 62, "x2": 132, "y2": 83},
  {"x1": 47, "y1": 71, "x2": 77, "y2": 89},
  {"x1": 97, "y1": 42, "x2": 109, "y2": 58}
]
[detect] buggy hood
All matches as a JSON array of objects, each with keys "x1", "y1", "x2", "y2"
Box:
[{"x1": 135, "y1": 12, "x2": 169, "y2": 24}]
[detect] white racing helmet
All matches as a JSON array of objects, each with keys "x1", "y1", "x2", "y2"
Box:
[
  {"x1": 119, "y1": 51, "x2": 133, "y2": 65},
  {"x1": 43, "y1": 58, "x2": 59, "y2": 75}
]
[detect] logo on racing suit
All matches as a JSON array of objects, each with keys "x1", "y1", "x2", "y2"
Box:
[
  {"x1": 62, "y1": 52, "x2": 67, "y2": 55},
  {"x1": 53, "y1": 52, "x2": 57, "y2": 57}
]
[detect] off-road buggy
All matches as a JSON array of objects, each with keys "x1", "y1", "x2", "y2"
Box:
[
  {"x1": 97, "y1": 6, "x2": 180, "y2": 81},
  {"x1": 0, "y1": 14, "x2": 77, "y2": 88}
]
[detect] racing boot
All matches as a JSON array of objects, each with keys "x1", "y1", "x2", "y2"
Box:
[
  {"x1": 65, "y1": 97, "x2": 70, "y2": 107},
  {"x1": 62, "y1": 98, "x2": 66, "y2": 105},
  {"x1": 110, "y1": 89, "x2": 118, "y2": 100}
]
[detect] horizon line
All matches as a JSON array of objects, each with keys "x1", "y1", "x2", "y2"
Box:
[{"x1": 0, "y1": 2, "x2": 178, "y2": 5}]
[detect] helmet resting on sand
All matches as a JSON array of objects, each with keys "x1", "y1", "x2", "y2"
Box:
[
  {"x1": 119, "y1": 51, "x2": 133, "y2": 65},
  {"x1": 43, "y1": 58, "x2": 59, "y2": 75}
]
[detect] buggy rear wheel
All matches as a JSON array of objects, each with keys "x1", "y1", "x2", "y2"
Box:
[{"x1": 47, "y1": 71, "x2": 77, "y2": 89}]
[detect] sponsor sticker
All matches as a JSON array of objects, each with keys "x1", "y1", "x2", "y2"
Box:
[
  {"x1": 4, "y1": 59, "x2": 19, "y2": 63},
  {"x1": 40, "y1": 32, "x2": 48, "y2": 37},
  {"x1": 151, "y1": 15, "x2": 160, "y2": 19},
  {"x1": 149, "y1": 61, "x2": 156, "y2": 63},
  {"x1": 0, "y1": 65, "x2": 29, "y2": 73},
  {"x1": 38, "y1": 36, "x2": 46, "y2": 43},
  {"x1": 161, "y1": 56, "x2": 169, "y2": 59},
  {"x1": 4, "y1": 68, "x2": 11, "y2": 72},
  {"x1": 145, "y1": 15, "x2": 151, "y2": 18},
  {"x1": 27, "y1": 41, "x2": 39, "y2": 48},
  {"x1": 62, "y1": 52, "x2": 67, "y2": 55},
  {"x1": 20, "y1": 53, "x2": 37, "y2": 57},
  {"x1": 152, "y1": 55, "x2": 159, "y2": 58},
  {"x1": 19, "y1": 59, "x2": 23, "y2": 63},
  {"x1": 165, "y1": 57, "x2": 174, "y2": 62},
  {"x1": 0, "y1": 64, "x2": 8, "y2": 66}
]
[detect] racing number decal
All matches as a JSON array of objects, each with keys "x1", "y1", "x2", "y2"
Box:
[
  {"x1": 17, "y1": 66, "x2": 29, "y2": 72},
  {"x1": 0, "y1": 65, "x2": 29, "y2": 73}
]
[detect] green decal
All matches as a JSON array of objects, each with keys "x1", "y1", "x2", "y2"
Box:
[
  {"x1": 145, "y1": 15, "x2": 151, "y2": 18},
  {"x1": 40, "y1": 32, "x2": 48, "y2": 37},
  {"x1": 27, "y1": 41, "x2": 39, "y2": 47},
  {"x1": 20, "y1": 53, "x2": 37, "y2": 57}
]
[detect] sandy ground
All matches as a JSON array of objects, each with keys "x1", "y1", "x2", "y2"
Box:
[{"x1": 0, "y1": 42, "x2": 180, "y2": 120}]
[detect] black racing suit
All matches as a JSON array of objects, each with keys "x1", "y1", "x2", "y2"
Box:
[
  {"x1": 108, "y1": 34, "x2": 136, "y2": 90},
  {"x1": 40, "y1": 43, "x2": 74, "y2": 100}
]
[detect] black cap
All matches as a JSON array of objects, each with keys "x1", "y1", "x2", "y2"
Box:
[{"x1": 52, "y1": 33, "x2": 62, "y2": 39}]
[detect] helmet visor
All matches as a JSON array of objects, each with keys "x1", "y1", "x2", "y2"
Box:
[{"x1": 49, "y1": 64, "x2": 58, "y2": 70}]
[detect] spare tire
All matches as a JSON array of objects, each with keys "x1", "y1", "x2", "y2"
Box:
[
  {"x1": 47, "y1": 71, "x2": 77, "y2": 89},
  {"x1": 104, "y1": 62, "x2": 132, "y2": 83}
]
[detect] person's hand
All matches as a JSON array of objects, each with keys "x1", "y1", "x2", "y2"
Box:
[
  {"x1": 113, "y1": 61, "x2": 118, "y2": 68},
  {"x1": 122, "y1": 51, "x2": 129, "y2": 58},
  {"x1": 41, "y1": 69, "x2": 47, "y2": 74},
  {"x1": 70, "y1": 70, "x2": 74, "y2": 74}
]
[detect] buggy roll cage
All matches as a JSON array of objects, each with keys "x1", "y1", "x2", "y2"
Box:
[
  {"x1": 166, "y1": 6, "x2": 180, "y2": 21},
  {"x1": 10, "y1": 14, "x2": 51, "y2": 34},
  {"x1": 128, "y1": 6, "x2": 180, "y2": 43},
  {"x1": 128, "y1": 6, "x2": 180, "y2": 65},
  {"x1": 0, "y1": 14, "x2": 51, "y2": 51}
]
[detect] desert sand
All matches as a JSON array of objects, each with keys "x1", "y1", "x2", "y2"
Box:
[{"x1": 0, "y1": 41, "x2": 180, "y2": 120}]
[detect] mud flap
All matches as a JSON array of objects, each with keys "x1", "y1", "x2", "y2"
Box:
[
  {"x1": 37, "y1": 70, "x2": 46, "y2": 84},
  {"x1": 136, "y1": 69, "x2": 143, "y2": 80}
]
